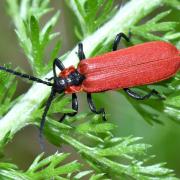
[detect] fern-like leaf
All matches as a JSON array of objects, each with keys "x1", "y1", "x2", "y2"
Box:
[
  {"x1": 36, "y1": 112, "x2": 177, "y2": 179},
  {"x1": 0, "y1": 64, "x2": 17, "y2": 117},
  {"x1": 66, "y1": 0, "x2": 117, "y2": 38},
  {"x1": 6, "y1": 0, "x2": 60, "y2": 75}
]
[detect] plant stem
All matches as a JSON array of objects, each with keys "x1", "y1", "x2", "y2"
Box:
[{"x1": 0, "y1": 0, "x2": 165, "y2": 143}]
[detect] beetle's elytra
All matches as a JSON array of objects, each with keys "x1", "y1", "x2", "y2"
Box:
[{"x1": 76, "y1": 41, "x2": 180, "y2": 93}]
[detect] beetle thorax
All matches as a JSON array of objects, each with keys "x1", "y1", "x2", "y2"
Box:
[{"x1": 54, "y1": 66, "x2": 85, "y2": 94}]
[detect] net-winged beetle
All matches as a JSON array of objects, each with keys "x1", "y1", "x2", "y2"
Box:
[{"x1": 0, "y1": 32, "x2": 180, "y2": 139}]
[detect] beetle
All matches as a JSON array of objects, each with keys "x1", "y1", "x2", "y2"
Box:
[{"x1": 0, "y1": 32, "x2": 180, "y2": 139}]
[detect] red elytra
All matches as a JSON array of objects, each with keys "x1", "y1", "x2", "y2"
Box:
[{"x1": 61, "y1": 41, "x2": 180, "y2": 94}]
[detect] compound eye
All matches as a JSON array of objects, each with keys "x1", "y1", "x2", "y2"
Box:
[
  {"x1": 59, "y1": 79, "x2": 65, "y2": 85},
  {"x1": 59, "y1": 78, "x2": 68, "y2": 89}
]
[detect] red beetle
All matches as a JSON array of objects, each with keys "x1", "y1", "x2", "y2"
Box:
[{"x1": 0, "y1": 33, "x2": 180, "y2": 137}]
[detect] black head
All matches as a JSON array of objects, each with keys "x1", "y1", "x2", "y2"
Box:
[
  {"x1": 52, "y1": 70, "x2": 85, "y2": 94},
  {"x1": 53, "y1": 77, "x2": 67, "y2": 93}
]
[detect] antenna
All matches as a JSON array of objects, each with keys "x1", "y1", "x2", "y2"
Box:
[{"x1": 0, "y1": 66, "x2": 53, "y2": 86}]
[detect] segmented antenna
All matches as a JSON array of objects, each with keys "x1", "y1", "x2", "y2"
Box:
[{"x1": 0, "y1": 66, "x2": 53, "y2": 86}]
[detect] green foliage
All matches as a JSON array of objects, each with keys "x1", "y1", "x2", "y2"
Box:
[
  {"x1": 6, "y1": 0, "x2": 61, "y2": 76},
  {"x1": 0, "y1": 153, "x2": 82, "y2": 179},
  {"x1": 164, "y1": 0, "x2": 180, "y2": 9},
  {"x1": 120, "y1": 9, "x2": 180, "y2": 125},
  {"x1": 26, "y1": 152, "x2": 81, "y2": 179},
  {"x1": 0, "y1": 0, "x2": 180, "y2": 179},
  {"x1": 66, "y1": 0, "x2": 117, "y2": 38},
  {"x1": 28, "y1": 97, "x2": 176, "y2": 179},
  {"x1": 164, "y1": 75, "x2": 180, "y2": 121},
  {"x1": 0, "y1": 65, "x2": 17, "y2": 117},
  {"x1": 0, "y1": 152, "x2": 115, "y2": 179},
  {"x1": 131, "y1": 10, "x2": 179, "y2": 43},
  {"x1": 46, "y1": 117, "x2": 176, "y2": 179}
]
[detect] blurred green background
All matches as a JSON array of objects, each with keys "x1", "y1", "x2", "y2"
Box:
[{"x1": 0, "y1": 0, "x2": 180, "y2": 177}]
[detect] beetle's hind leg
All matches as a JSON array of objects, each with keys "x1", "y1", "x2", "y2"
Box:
[
  {"x1": 124, "y1": 88, "x2": 165, "y2": 100},
  {"x1": 87, "y1": 93, "x2": 106, "y2": 121},
  {"x1": 113, "y1": 32, "x2": 131, "y2": 51},
  {"x1": 59, "y1": 93, "x2": 78, "y2": 122}
]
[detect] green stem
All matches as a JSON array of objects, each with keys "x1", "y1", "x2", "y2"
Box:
[{"x1": 0, "y1": 0, "x2": 165, "y2": 143}]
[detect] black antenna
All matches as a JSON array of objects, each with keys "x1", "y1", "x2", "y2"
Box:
[{"x1": 0, "y1": 66, "x2": 53, "y2": 86}]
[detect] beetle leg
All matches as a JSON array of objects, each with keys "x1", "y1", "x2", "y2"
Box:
[
  {"x1": 54, "y1": 58, "x2": 65, "y2": 70},
  {"x1": 87, "y1": 93, "x2": 106, "y2": 121},
  {"x1": 78, "y1": 43, "x2": 86, "y2": 60},
  {"x1": 113, "y1": 32, "x2": 131, "y2": 51},
  {"x1": 124, "y1": 88, "x2": 164, "y2": 100},
  {"x1": 59, "y1": 93, "x2": 78, "y2": 122},
  {"x1": 53, "y1": 58, "x2": 65, "y2": 78}
]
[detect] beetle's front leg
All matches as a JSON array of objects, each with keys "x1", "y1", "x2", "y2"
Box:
[
  {"x1": 124, "y1": 88, "x2": 164, "y2": 100},
  {"x1": 46, "y1": 59, "x2": 65, "y2": 81},
  {"x1": 87, "y1": 93, "x2": 106, "y2": 121},
  {"x1": 53, "y1": 58, "x2": 65, "y2": 77},
  {"x1": 113, "y1": 32, "x2": 131, "y2": 51},
  {"x1": 59, "y1": 93, "x2": 78, "y2": 122},
  {"x1": 78, "y1": 43, "x2": 86, "y2": 61}
]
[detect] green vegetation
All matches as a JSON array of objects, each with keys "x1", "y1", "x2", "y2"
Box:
[{"x1": 0, "y1": 0, "x2": 179, "y2": 179}]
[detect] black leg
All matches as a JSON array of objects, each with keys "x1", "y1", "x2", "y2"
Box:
[
  {"x1": 76, "y1": 45, "x2": 106, "y2": 121},
  {"x1": 112, "y1": 32, "x2": 131, "y2": 51},
  {"x1": 46, "y1": 58, "x2": 65, "y2": 81},
  {"x1": 53, "y1": 58, "x2": 65, "y2": 78},
  {"x1": 87, "y1": 93, "x2": 106, "y2": 121},
  {"x1": 124, "y1": 88, "x2": 164, "y2": 100},
  {"x1": 59, "y1": 93, "x2": 78, "y2": 122},
  {"x1": 39, "y1": 89, "x2": 56, "y2": 148},
  {"x1": 0, "y1": 66, "x2": 53, "y2": 86},
  {"x1": 54, "y1": 58, "x2": 65, "y2": 71},
  {"x1": 78, "y1": 43, "x2": 86, "y2": 60},
  {"x1": 113, "y1": 33, "x2": 163, "y2": 101}
]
